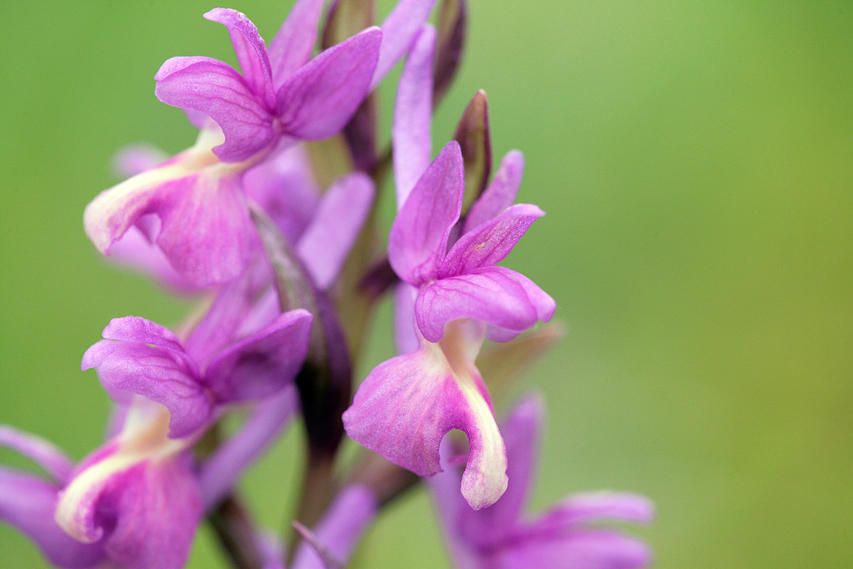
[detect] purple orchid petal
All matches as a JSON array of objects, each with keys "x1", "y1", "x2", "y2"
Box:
[
  {"x1": 388, "y1": 141, "x2": 464, "y2": 285},
  {"x1": 198, "y1": 388, "x2": 298, "y2": 510},
  {"x1": 371, "y1": 0, "x2": 438, "y2": 89},
  {"x1": 204, "y1": 9, "x2": 276, "y2": 108},
  {"x1": 530, "y1": 492, "x2": 655, "y2": 536},
  {"x1": 203, "y1": 309, "x2": 312, "y2": 403},
  {"x1": 392, "y1": 25, "x2": 435, "y2": 206},
  {"x1": 498, "y1": 267, "x2": 557, "y2": 323},
  {"x1": 458, "y1": 394, "x2": 543, "y2": 549},
  {"x1": 415, "y1": 266, "x2": 549, "y2": 342},
  {"x1": 291, "y1": 485, "x2": 378, "y2": 569},
  {"x1": 84, "y1": 158, "x2": 182, "y2": 257},
  {"x1": 155, "y1": 56, "x2": 275, "y2": 162},
  {"x1": 154, "y1": 169, "x2": 256, "y2": 287},
  {"x1": 276, "y1": 28, "x2": 382, "y2": 140},
  {"x1": 343, "y1": 342, "x2": 507, "y2": 510},
  {"x1": 99, "y1": 315, "x2": 186, "y2": 355},
  {"x1": 440, "y1": 203, "x2": 545, "y2": 278},
  {"x1": 0, "y1": 426, "x2": 74, "y2": 484},
  {"x1": 0, "y1": 468, "x2": 105, "y2": 569},
  {"x1": 500, "y1": 529, "x2": 653, "y2": 569},
  {"x1": 85, "y1": 140, "x2": 257, "y2": 287},
  {"x1": 82, "y1": 341, "x2": 211, "y2": 439},
  {"x1": 57, "y1": 453, "x2": 203, "y2": 569},
  {"x1": 464, "y1": 150, "x2": 525, "y2": 233},
  {"x1": 296, "y1": 172, "x2": 375, "y2": 290},
  {"x1": 268, "y1": 0, "x2": 326, "y2": 85}
]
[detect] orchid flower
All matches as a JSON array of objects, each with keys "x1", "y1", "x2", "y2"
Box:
[
  {"x1": 344, "y1": 25, "x2": 554, "y2": 510},
  {"x1": 85, "y1": 0, "x2": 436, "y2": 288},
  {"x1": 107, "y1": 142, "x2": 375, "y2": 295},
  {"x1": 0, "y1": 286, "x2": 310, "y2": 569},
  {"x1": 430, "y1": 394, "x2": 655, "y2": 569},
  {"x1": 0, "y1": 386, "x2": 299, "y2": 569}
]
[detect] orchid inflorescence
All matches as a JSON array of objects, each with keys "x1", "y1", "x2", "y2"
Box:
[{"x1": 0, "y1": 1, "x2": 653, "y2": 568}]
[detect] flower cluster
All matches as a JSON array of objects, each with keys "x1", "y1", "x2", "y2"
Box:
[{"x1": 1, "y1": 2, "x2": 653, "y2": 568}]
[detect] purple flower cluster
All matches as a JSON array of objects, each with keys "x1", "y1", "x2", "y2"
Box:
[{"x1": 1, "y1": 2, "x2": 653, "y2": 568}]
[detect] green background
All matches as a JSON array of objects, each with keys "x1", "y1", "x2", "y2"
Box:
[{"x1": 1, "y1": 1, "x2": 851, "y2": 567}]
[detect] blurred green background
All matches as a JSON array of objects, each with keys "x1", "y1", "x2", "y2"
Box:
[{"x1": 1, "y1": 0, "x2": 851, "y2": 567}]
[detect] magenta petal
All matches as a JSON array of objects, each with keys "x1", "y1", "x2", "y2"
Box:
[
  {"x1": 84, "y1": 163, "x2": 174, "y2": 258},
  {"x1": 204, "y1": 8, "x2": 275, "y2": 108},
  {"x1": 440, "y1": 203, "x2": 545, "y2": 278},
  {"x1": 416, "y1": 266, "x2": 548, "y2": 342},
  {"x1": 203, "y1": 309, "x2": 312, "y2": 403},
  {"x1": 296, "y1": 172, "x2": 375, "y2": 290},
  {"x1": 464, "y1": 150, "x2": 525, "y2": 233},
  {"x1": 276, "y1": 27, "x2": 382, "y2": 140},
  {"x1": 0, "y1": 468, "x2": 105, "y2": 569},
  {"x1": 500, "y1": 529, "x2": 653, "y2": 569},
  {"x1": 99, "y1": 315, "x2": 185, "y2": 355},
  {"x1": 388, "y1": 141, "x2": 464, "y2": 285},
  {"x1": 532, "y1": 492, "x2": 655, "y2": 533},
  {"x1": 105, "y1": 457, "x2": 202, "y2": 569},
  {"x1": 268, "y1": 0, "x2": 325, "y2": 85},
  {"x1": 88, "y1": 139, "x2": 258, "y2": 288},
  {"x1": 154, "y1": 171, "x2": 256, "y2": 287},
  {"x1": 499, "y1": 268, "x2": 557, "y2": 323},
  {"x1": 72, "y1": 456, "x2": 203, "y2": 569},
  {"x1": 155, "y1": 56, "x2": 274, "y2": 162},
  {"x1": 0, "y1": 426, "x2": 74, "y2": 484},
  {"x1": 82, "y1": 341, "x2": 211, "y2": 439},
  {"x1": 343, "y1": 343, "x2": 507, "y2": 509},
  {"x1": 372, "y1": 0, "x2": 438, "y2": 89},
  {"x1": 392, "y1": 24, "x2": 435, "y2": 206}
]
